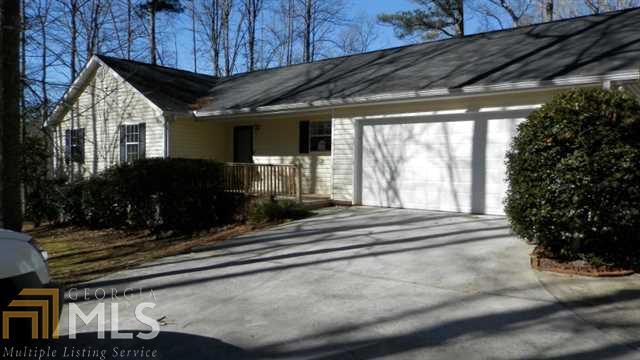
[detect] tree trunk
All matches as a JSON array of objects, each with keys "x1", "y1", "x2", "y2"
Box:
[
  {"x1": 285, "y1": 0, "x2": 294, "y2": 65},
  {"x1": 150, "y1": 1, "x2": 157, "y2": 65},
  {"x1": 0, "y1": 0, "x2": 4, "y2": 227},
  {"x1": 222, "y1": 0, "x2": 232, "y2": 76},
  {"x1": 544, "y1": 0, "x2": 554, "y2": 22},
  {"x1": 303, "y1": 0, "x2": 312, "y2": 63},
  {"x1": 192, "y1": 1, "x2": 197, "y2": 72},
  {"x1": 127, "y1": 0, "x2": 133, "y2": 59},
  {"x1": 457, "y1": 0, "x2": 464, "y2": 37},
  {"x1": 70, "y1": 0, "x2": 78, "y2": 179},
  {"x1": 1, "y1": 0, "x2": 24, "y2": 231},
  {"x1": 210, "y1": 0, "x2": 220, "y2": 76}
]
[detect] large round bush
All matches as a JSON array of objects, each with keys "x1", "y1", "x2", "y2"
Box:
[{"x1": 505, "y1": 88, "x2": 640, "y2": 265}]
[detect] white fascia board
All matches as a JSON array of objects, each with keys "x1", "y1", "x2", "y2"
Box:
[
  {"x1": 44, "y1": 57, "x2": 101, "y2": 128},
  {"x1": 193, "y1": 69, "x2": 640, "y2": 119}
]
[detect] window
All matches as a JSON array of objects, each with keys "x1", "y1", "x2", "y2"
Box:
[
  {"x1": 65, "y1": 128, "x2": 84, "y2": 163},
  {"x1": 125, "y1": 124, "x2": 140, "y2": 162},
  {"x1": 309, "y1": 121, "x2": 331, "y2": 152},
  {"x1": 120, "y1": 123, "x2": 146, "y2": 163}
]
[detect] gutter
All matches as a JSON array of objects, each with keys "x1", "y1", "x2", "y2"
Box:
[{"x1": 192, "y1": 70, "x2": 640, "y2": 120}]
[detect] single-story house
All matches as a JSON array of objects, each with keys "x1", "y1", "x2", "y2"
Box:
[{"x1": 47, "y1": 8, "x2": 640, "y2": 215}]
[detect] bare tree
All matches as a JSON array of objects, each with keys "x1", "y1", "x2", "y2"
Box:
[
  {"x1": 243, "y1": 0, "x2": 263, "y2": 71},
  {"x1": 584, "y1": 0, "x2": 639, "y2": 13},
  {"x1": 263, "y1": 0, "x2": 298, "y2": 66},
  {"x1": 1, "y1": 0, "x2": 24, "y2": 230},
  {"x1": 336, "y1": 15, "x2": 379, "y2": 55},
  {"x1": 298, "y1": 0, "x2": 345, "y2": 62},
  {"x1": 200, "y1": 0, "x2": 223, "y2": 75}
]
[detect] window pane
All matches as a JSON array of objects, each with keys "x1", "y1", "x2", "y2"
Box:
[
  {"x1": 310, "y1": 136, "x2": 331, "y2": 152},
  {"x1": 126, "y1": 124, "x2": 139, "y2": 143},
  {"x1": 127, "y1": 144, "x2": 139, "y2": 161},
  {"x1": 310, "y1": 121, "x2": 331, "y2": 136}
]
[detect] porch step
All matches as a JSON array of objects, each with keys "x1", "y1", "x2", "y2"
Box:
[{"x1": 300, "y1": 199, "x2": 332, "y2": 210}]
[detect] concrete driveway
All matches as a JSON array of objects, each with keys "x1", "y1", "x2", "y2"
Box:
[{"x1": 57, "y1": 207, "x2": 640, "y2": 359}]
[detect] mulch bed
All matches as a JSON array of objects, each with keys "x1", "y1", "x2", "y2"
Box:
[{"x1": 530, "y1": 245, "x2": 636, "y2": 277}]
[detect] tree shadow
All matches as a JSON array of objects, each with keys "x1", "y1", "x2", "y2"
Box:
[
  {"x1": 251, "y1": 289, "x2": 640, "y2": 359},
  {"x1": 7, "y1": 331, "x2": 255, "y2": 360}
]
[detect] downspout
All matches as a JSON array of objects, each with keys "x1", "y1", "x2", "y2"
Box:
[{"x1": 164, "y1": 114, "x2": 174, "y2": 158}]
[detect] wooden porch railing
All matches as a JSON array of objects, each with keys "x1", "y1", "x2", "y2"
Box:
[{"x1": 223, "y1": 163, "x2": 303, "y2": 203}]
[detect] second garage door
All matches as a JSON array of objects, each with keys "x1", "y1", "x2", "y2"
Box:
[{"x1": 360, "y1": 114, "x2": 525, "y2": 215}]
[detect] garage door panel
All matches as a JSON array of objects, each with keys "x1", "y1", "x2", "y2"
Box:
[{"x1": 361, "y1": 114, "x2": 529, "y2": 215}]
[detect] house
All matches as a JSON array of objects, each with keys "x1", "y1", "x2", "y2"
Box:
[{"x1": 47, "y1": 8, "x2": 640, "y2": 215}]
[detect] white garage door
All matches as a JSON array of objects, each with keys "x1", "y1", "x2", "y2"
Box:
[{"x1": 361, "y1": 114, "x2": 525, "y2": 215}]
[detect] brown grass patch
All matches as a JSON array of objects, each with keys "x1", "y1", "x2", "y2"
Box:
[{"x1": 25, "y1": 224, "x2": 261, "y2": 286}]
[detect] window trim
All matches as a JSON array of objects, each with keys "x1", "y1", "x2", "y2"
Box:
[
  {"x1": 308, "y1": 120, "x2": 332, "y2": 153},
  {"x1": 66, "y1": 128, "x2": 84, "y2": 164},
  {"x1": 123, "y1": 124, "x2": 140, "y2": 163}
]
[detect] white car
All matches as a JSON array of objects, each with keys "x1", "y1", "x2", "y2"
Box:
[{"x1": 0, "y1": 228, "x2": 57, "y2": 341}]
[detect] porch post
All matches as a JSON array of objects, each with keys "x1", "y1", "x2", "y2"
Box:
[{"x1": 295, "y1": 163, "x2": 303, "y2": 204}]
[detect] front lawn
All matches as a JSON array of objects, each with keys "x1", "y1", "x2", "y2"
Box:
[{"x1": 26, "y1": 224, "x2": 259, "y2": 286}]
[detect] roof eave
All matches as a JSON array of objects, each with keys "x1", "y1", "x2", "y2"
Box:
[
  {"x1": 44, "y1": 56, "x2": 101, "y2": 128},
  {"x1": 193, "y1": 69, "x2": 640, "y2": 120}
]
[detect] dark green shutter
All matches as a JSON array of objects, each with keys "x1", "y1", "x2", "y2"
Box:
[
  {"x1": 139, "y1": 123, "x2": 146, "y2": 159},
  {"x1": 78, "y1": 128, "x2": 85, "y2": 163},
  {"x1": 119, "y1": 125, "x2": 126, "y2": 163},
  {"x1": 299, "y1": 121, "x2": 309, "y2": 154},
  {"x1": 64, "y1": 130, "x2": 71, "y2": 163}
]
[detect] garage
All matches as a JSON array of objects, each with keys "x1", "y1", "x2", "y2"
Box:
[{"x1": 358, "y1": 111, "x2": 530, "y2": 215}]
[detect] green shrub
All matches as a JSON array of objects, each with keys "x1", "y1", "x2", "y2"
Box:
[
  {"x1": 60, "y1": 158, "x2": 231, "y2": 233},
  {"x1": 24, "y1": 177, "x2": 66, "y2": 227},
  {"x1": 505, "y1": 88, "x2": 640, "y2": 265},
  {"x1": 248, "y1": 197, "x2": 312, "y2": 224},
  {"x1": 22, "y1": 135, "x2": 64, "y2": 226}
]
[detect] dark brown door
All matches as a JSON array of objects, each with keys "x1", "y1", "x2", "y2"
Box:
[{"x1": 233, "y1": 126, "x2": 254, "y2": 163}]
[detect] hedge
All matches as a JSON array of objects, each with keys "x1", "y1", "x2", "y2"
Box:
[
  {"x1": 505, "y1": 88, "x2": 640, "y2": 265},
  {"x1": 60, "y1": 158, "x2": 236, "y2": 233}
]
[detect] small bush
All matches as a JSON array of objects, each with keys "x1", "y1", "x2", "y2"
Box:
[
  {"x1": 248, "y1": 197, "x2": 312, "y2": 224},
  {"x1": 505, "y1": 88, "x2": 640, "y2": 265}
]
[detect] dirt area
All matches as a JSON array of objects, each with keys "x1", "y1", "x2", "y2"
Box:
[
  {"x1": 25, "y1": 224, "x2": 263, "y2": 286},
  {"x1": 531, "y1": 245, "x2": 637, "y2": 277}
]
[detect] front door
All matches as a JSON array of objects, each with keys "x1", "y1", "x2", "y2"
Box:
[{"x1": 233, "y1": 126, "x2": 254, "y2": 163}]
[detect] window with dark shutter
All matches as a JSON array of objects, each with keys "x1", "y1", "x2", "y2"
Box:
[
  {"x1": 120, "y1": 123, "x2": 146, "y2": 163},
  {"x1": 309, "y1": 121, "x2": 331, "y2": 152}
]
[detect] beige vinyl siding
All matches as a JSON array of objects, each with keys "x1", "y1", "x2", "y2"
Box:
[
  {"x1": 331, "y1": 89, "x2": 573, "y2": 203},
  {"x1": 170, "y1": 118, "x2": 228, "y2": 160},
  {"x1": 52, "y1": 64, "x2": 165, "y2": 177},
  {"x1": 331, "y1": 117, "x2": 355, "y2": 202}
]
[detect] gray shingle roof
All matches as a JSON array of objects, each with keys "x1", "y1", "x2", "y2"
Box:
[
  {"x1": 96, "y1": 55, "x2": 218, "y2": 113},
  {"x1": 100, "y1": 7, "x2": 640, "y2": 114}
]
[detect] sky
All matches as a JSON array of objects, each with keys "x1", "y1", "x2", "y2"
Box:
[
  {"x1": 172, "y1": 0, "x2": 427, "y2": 74},
  {"x1": 169, "y1": 0, "x2": 493, "y2": 74}
]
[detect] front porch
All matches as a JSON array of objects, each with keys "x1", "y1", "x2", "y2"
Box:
[{"x1": 169, "y1": 113, "x2": 333, "y2": 199}]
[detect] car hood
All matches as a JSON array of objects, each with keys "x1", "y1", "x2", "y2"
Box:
[{"x1": 0, "y1": 229, "x2": 32, "y2": 242}]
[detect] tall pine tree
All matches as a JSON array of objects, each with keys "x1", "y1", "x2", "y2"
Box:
[
  {"x1": 379, "y1": 0, "x2": 464, "y2": 40},
  {"x1": 138, "y1": 0, "x2": 184, "y2": 65}
]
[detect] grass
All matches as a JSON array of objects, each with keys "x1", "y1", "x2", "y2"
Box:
[{"x1": 25, "y1": 224, "x2": 260, "y2": 286}]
